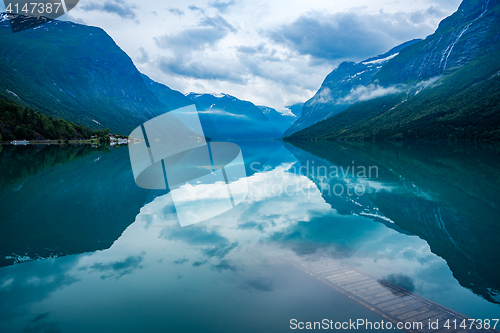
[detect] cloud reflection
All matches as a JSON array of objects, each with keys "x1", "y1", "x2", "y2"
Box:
[{"x1": 1, "y1": 141, "x2": 499, "y2": 332}]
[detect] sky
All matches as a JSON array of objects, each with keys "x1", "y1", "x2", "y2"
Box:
[{"x1": 2, "y1": 0, "x2": 463, "y2": 111}]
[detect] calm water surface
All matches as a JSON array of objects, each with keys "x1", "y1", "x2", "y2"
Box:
[{"x1": 0, "y1": 141, "x2": 499, "y2": 333}]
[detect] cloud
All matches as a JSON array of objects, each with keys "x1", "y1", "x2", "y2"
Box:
[
  {"x1": 238, "y1": 221, "x2": 266, "y2": 232},
  {"x1": 338, "y1": 77, "x2": 439, "y2": 104},
  {"x1": 161, "y1": 228, "x2": 239, "y2": 261},
  {"x1": 80, "y1": 0, "x2": 137, "y2": 20},
  {"x1": 412, "y1": 77, "x2": 440, "y2": 93},
  {"x1": 200, "y1": 14, "x2": 237, "y2": 33},
  {"x1": 308, "y1": 76, "x2": 439, "y2": 108},
  {"x1": 90, "y1": 255, "x2": 144, "y2": 279},
  {"x1": 236, "y1": 45, "x2": 264, "y2": 54},
  {"x1": 192, "y1": 260, "x2": 207, "y2": 267},
  {"x1": 212, "y1": 259, "x2": 237, "y2": 272},
  {"x1": 340, "y1": 84, "x2": 403, "y2": 103},
  {"x1": 157, "y1": 56, "x2": 245, "y2": 83},
  {"x1": 410, "y1": 6, "x2": 446, "y2": 24},
  {"x1": 310, "y1": 87, "x2": 334, "y2": 105},
  {"x1": 161, "y1": 228, "x2": 228, "y2": 245},
  {"x1": 234, "y1": 45, "x2": 310, "y2": 88},
  {"x1": 136, "y1": 47, "x2": 149, "y2": 64},
  {"x1": 197, "y1": 109, "x2": 248, "y2": 118},
  {"x1": 242, "y1": 278, "x2": 274, "y2": 293},
  {"x1": 383, "y1": 273, "x2": 416, "y2": 292},
  {"x1": 155, "y1": 28, "x2": 228, "y2": 51},
  {"x1": 167, "y1": 8, "x2": 185, "y2": 16},
  {"x1": 154, "y1": 14, "x2": 236, "y2": 53},
  {"x1": 58, "y1": 13, "x2": 86, "y2": 24},
  {"x1": 173, "y1": 258, "x2": 189, "y2": 265},
  {"x1": 188, "y1": 5, "x2": 205, "y2": 14},
  {"x1": 209, "y1": 0, "x2": 235, "y2": 13},
  {"x1": 202, "y1": 242, "x2": 238, "y2": 259},
  {"x1": 268, "y1": 10, "x2": 441, "y2": 63},
  {"x1": 153, "y1": 13, "x2": 242, "y2": 83},
  {"x1": 0, "y1": 256, "x2": 81, "y2": 322}
]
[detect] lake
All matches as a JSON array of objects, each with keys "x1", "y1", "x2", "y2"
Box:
[{"x1": 0, "y1": 141, "x2": 499, "y2": 333}]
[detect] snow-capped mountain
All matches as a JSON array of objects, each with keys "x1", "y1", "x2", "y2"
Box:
[
  {"x1": 283, "y1": 40, "x2": 421, "y2": 136},
  {"x1": 185, "y1": 92, "x2": 283, "y2": 140}
]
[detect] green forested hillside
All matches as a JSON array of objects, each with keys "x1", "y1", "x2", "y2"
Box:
[
  {"x1": 0, "y1": 98, "x2": 110, "y2": 141},
  {"x1": 0, "y1": 18, "x2": 169, "y2": 134},
  {"x1": 286, "y1": 48, "x2": 500, "y2": 141}
]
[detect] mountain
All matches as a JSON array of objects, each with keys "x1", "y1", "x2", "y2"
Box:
[
  {"x1": 257, "y1": 105, "x2": 298, "y2": 133},
  {"x1": 286, "y1": 103, "x2": 304, "y2": 118},
  {"x1": 0, "y1": 13, "x2": 170, "y2": 134},
  {"x1": 142, "y1": 76, "x2": 297, "y2": 137},
  {"x1": 141, "y1": 74, "x2": 193, "y2": 111},
  {"x1": 0, "y1": 97, "x2": 110, "y2": 141},
  {"x1": 283, "y1": 40, "x2": 421, "y2": 137},
  {"x1": 0, "y1": 14, "x2": 296, "y2": 139},
  {"x1": 286, "y1": 0, "x2": 500, "y2": 141},
  {"x1": 185, "y1": 93, "x2": 283, "y2": 140}
]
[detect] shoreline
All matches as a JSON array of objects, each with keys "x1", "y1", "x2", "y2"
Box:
[{"x1": 0, "y1": 139, "x2": 125, "y2": 146}]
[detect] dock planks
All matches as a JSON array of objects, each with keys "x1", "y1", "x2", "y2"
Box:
[{"x1": 291, "y1": 257, "x2": 499, "y2": 333}]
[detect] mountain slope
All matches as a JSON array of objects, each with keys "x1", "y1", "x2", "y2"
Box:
[
  {"x1": 375, "y1": 0, "x2": 500, "y2": 84},
  {"x1": 0, "y1": 97, "x2": 109, "y2": 141},
  {"x1": 283, "y1": 40, "x2": 421, "y2": 137},
  {"x1": 258, "y1": 105, "x2": 298, "y2": 133},
  {"x1": 286, "y1": 0, "x2": 500, "y2": 141},
  {"x1": 0, "y1": 13, "x2": 170, "y2": 134},
  {"x1": 186, "y1": 93, "x2": 283, "y2": 140},
  {"x1": 141, "y1": 74, "x2": 193, "y2": 111}
]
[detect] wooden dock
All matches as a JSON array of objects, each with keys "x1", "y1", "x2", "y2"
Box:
[{"x1": 291, "y1": 257, "x2": 499, "y2": 333}]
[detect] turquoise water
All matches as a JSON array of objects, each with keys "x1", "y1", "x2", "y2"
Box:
[{"x1": 0, "y1": 142, "x2": 499, "y2": 332}]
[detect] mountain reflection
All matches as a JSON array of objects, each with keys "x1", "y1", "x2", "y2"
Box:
[
  {"x1": 0, "y1": 140, "x2": 499, "y2": 333},
  {"x1": 0, "y1": 145, "x2": 152, "y2": 267},
  {"x1": 287, "y1": 141, "x2": 500, "y2": 304}
]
